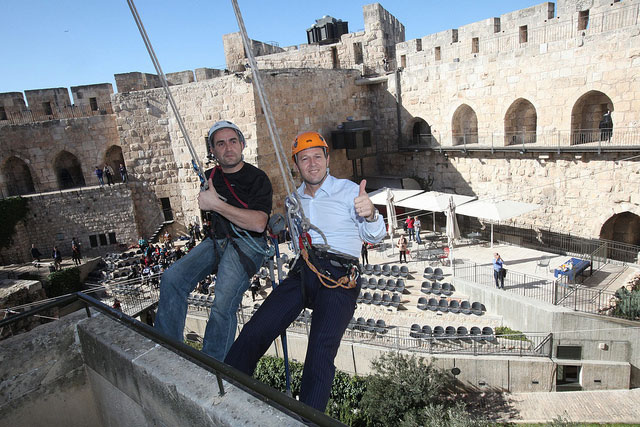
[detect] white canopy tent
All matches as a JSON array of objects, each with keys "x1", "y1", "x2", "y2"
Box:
[
  {"x1": 368, "y1": 188, "x2": 424, "y2": 206},
  {"x1": 394, "y1": 191, "x2": 476, "y2": 231},
  {"x1": 456, "y1": 199, "x2": 540, "y2": 247},
  {"x1": 368, "y1": 187, "x2": 423, "y2": 236}
]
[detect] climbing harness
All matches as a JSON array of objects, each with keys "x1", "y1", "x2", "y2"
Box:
[{"x1": 299, "y1": 244, "x2": 360, "y2": 290}]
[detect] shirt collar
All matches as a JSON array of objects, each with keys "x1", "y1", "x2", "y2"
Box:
[{"x1": 297, "y1": 174, "x2": 335, "y2": 198}]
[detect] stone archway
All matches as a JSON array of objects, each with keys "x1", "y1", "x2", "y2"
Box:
[
  {"x1": 600, "y1": 211, "x2": 640, "y2": 247},
  {"x1": 504, "y1": 98, "x2": 537, "y2": 145},
  {"x1": 54, "y1": 151, "x2": 86, "y2": 190},
  {"x1": 2, "y1": 156, "x2": 36, "y2": 196},
  {"x1": 104, "y1": 145, "x2": 125, "y2": 174},
  {"x1": 411, "y1": 118, "x2": 432, "y2": 146},
  {"x1": 452, "y1": 104, "x2": 478, "y2": 146},
  {"x1": 570, "y1": 90, "x2": 614, "y2": 145}
]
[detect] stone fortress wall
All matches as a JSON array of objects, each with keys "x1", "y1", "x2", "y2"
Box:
[
  {"x1": 1, "y1": 0, "x2": 639, "y2": 264},
  {"x1": 374, "y1": 0, "x2": 640, "y2": 239},
  {"x1": 0, "y1": 185, "x2": 137, "y2": 264}
]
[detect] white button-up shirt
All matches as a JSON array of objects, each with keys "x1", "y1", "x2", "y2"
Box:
[{"x1": 296, "y1": 175, "x2": 386, "y2": 258}]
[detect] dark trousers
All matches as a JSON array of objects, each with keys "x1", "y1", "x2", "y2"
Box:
[
  {"x1": 399, "y1": 251, "x2": 407, "y2": 263},
  {"x1": 361, "y1": 250, "x2": 368, "y2": 266},
  {"x1": 225, "y1": 258, "x2": 359, "y2": 411},
  {"x1": 494, "y1": 269, "x2": 504, "y2": 288}
]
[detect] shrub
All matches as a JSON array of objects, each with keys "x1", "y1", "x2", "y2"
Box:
[
  {"x1": 46, "y1": 267, "x2": 81, "y2": 297},
  {"x1": 254, "y1": 355, "x2": 304, "y2": 397},
  {"x1": 495, "y1": 326, "x2": 528, "y2": 341},
  {"x1": 613, "y1": 287, "x2": 640, "y2": 320},
  {"x1": 360, "y1": 352, "x2": 454, "y2": 426}
]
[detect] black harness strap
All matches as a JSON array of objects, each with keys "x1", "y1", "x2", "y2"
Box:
[{"x1": 206, "y1": 167, "x2": 261, "y2": 279}]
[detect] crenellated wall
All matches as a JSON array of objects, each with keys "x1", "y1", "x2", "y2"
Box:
[{"x1": 1, "y1": 0, "x2": 639, "y2": 261}]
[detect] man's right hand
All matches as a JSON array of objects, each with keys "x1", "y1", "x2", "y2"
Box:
[{"x1": 198, "y1": 176, "x2": 224, "y2": 212}]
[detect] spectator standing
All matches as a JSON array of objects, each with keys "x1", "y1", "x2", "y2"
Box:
[
  {"x1": 138, "y1": 236, "x2": 148, "y2": 251},
  {"x1": 104, "y1": 165, "x2": 114, "y2": 186},
  {"x1": 493, "y1": 253, "x2": 506, "y2": 289},
  {"x1": 119, "y1": 163, "x2": 128, "y2": 183},
  {"x1": 194, "y1": 223, "x2": 202, "y2": 240},
  {"x1": 599, "y1": 110, "x2": 613, "y2": 142},
  {"x1": 224, "y1": 131, "x2": 385, "y2": 411},
  {"x1": 361, "y1": 241, "x2": 369, "y2": 265},
  {"x1": 414, "y1": 216, "x2": 422, "y2": 243},
  {"x1": 405, "y1": 216, "x2": 415, "y2": 241},
  {"x1": 52, "y1": 246, "x2": 63, "y2": 271},
  {"x1": 30, "y1": 244, "x2": 42, "y2": 262},
  {"x1": 95, "y1": 167, "x2": 104, "y2": 186},
  {"x1": 155, "y1": 120, "x2": 272, "y2": 361},
  {"x1": 397, "y1": 233, "x2": 408, "y2": 263},
  {"x1": 71, "y1": 237, "x2": 82, "y2": 266},
  {"x1": 250, "y1": 275, "x2": 261, "y2": 302}
]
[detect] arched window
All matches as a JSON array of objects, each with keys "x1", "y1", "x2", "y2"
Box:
[
  {"x1": 570, "y1": 91, "x2": 614, "y2": 145},
  {"x1": 2, "y1": 156, "x2": 36, "y2": 196},
  {"x1": 411, "y1": 118, "x2": 432, "y2": 146},
  {"x1": 504, "y1": 98, "x2": 537, "y2": 145},
  {"x1": 54, "y1": 151, "x2": 85, "y2": 190},
  {"x1": 104, "y1": 145, "x2": 125, "y2": 174},
  {"x1": 451, "y1": 104, "x2": 478, "y2": 146},
  {"x1": 600, "y1": 212, "x2": 640, "y2": 246},
  {"x1": 600, "y1": 212, "x2": 640, "y2": 261}
]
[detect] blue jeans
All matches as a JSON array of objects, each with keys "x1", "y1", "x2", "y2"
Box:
[
  {"x1": 155, "y1": 236, "x2": 267, "y2": 360},
  {"x1": 408, "y1": 228, "x2": 415, "y2": 241}
]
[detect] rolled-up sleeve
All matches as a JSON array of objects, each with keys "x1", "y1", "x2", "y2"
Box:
[{"x1": 357, "y1": 214, "x2": 386, "y2": 244}]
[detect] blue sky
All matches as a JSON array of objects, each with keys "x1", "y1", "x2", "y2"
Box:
[{"x1": 1, "y1": 0, "x2": 541, "y2": 94}]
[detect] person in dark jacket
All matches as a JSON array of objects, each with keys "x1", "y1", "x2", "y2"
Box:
[
  {"x1": 31, "y1": 244, "x2": 42, "y2": 262},
  {"x1": 52, "y1": 246, "x2": 63, "y2": 271}
]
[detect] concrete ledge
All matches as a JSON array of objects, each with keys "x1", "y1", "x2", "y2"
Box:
[
  {"x1": 77, "y1": 312, "x2": 304, "y2": 426},
  {"x1": 0, "y1": 310, "x2": 99, "y2": 427}
]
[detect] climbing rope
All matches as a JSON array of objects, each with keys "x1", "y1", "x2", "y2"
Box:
[
  {"x1": 126, "y1": 0, "x2": 209, "y2": 190},
  {"x1": 230, "y1": 0, "x2": 337, "y2": 257}
]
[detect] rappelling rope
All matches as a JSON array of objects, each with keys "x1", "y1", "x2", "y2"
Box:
[
  {"x1": 126, "y1": 0, "x2": 209, "y2": 190},
  {"x1": 230, "y1": 0, "x2": 334, "y2": 256}
]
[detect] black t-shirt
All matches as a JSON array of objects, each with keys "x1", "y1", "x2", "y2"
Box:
[{"x1": 204, "y1": 163, "x2": 273, "y2": 238}]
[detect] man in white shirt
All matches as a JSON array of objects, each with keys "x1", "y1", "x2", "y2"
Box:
[{"x1": 225, "y1": 131, "x2": 385, "y2": 411}]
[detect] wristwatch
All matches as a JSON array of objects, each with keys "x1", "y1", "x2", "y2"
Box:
[{"x1": 366, "y1": 209, "x2": 379, "y2": 223}]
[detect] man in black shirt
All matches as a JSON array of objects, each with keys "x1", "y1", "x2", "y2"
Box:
[{"x1": 155, "y1": 120, "x2": 273, "y2": 361}]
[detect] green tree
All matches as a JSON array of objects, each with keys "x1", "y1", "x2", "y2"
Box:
[
  {"x1": 360, "y1": 352, "x2": 488, "y2": 427},
  {"x1": 46, "y1": 267, "x2": 81, "y2": 297}
]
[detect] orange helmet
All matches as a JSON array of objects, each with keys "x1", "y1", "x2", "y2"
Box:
[{"x1": 292, "y1": 131, "x2": 329, "y2": 160}]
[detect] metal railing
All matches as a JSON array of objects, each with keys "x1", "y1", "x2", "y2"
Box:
[
  {"x1": 104, "y1": 273, "x2": 162, "y2": 317},
  {"x1": 453, "y1": 261, "x2": 556, "y2": 304},
  {"x1": 0, "y1": 102, "x2": 114, "y2": 126},
  {"x1": 236, "y1": 305, "x2": 552, "y2": 358},
  {"x1": 400, "y1": 127, "x2": 640, "y2": 152},
  {"x1": 458, "y1": 222, "x2": 640, "y2": 265},
  {"x1": 448, "y1": 127, "x2": 640, "y2": 152},
  {"x1": 453, "y1": 261, "x2": 637, "y2": 321},
  {"x1": 0, "y1": 292, "x2": 342, "y2": 426}
]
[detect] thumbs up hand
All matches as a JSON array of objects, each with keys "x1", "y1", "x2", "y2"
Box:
[{"x1": 354, "y1": 180, "x2": 376, "y2": 221}]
